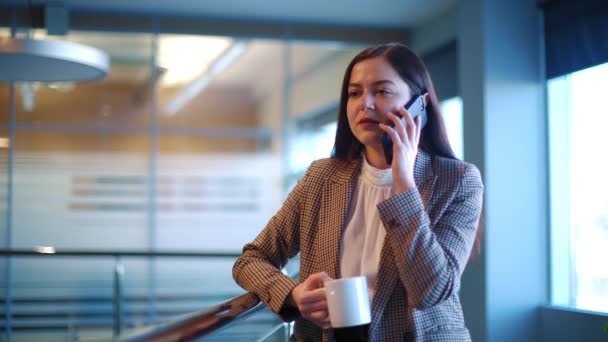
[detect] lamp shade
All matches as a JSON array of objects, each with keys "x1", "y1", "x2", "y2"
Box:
[{"x1": 0, "y1": 37, "x2": 110, "y2": 82}]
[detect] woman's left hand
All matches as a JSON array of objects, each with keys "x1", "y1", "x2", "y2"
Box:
[{"x1": 379, "y1": 106, "x2": 422, "y2": 193}]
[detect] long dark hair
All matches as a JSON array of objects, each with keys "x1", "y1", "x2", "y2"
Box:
[
  {"x1": 331, "y1": 42, "x2": 456, "y2": 161},
  {"x1": 331, "y1": 43, "x2": 484, "y2": 261}
]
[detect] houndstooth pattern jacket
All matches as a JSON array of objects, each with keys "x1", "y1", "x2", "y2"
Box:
[{"x1": 233, "y1": 151, "x2": 484, "y2": 341}]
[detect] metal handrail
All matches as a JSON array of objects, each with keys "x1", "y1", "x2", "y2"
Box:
[
  {"x1": 0, "y1": 248, "x2": 241, "y2": 258},
  {"x1": 114, "y1": 292, "x2": 265, "y2": 342}
]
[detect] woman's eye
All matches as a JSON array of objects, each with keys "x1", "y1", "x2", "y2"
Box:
[
  {"x1": 377, "y1": 89, "x2": 391, "y2": 95},
  {"x1": 348, "y1": 90, "x2": 360, "y2": 97}
]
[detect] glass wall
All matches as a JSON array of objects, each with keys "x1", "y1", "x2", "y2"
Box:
[{"x1": 0, "y1": 28, "x2": 366, "y2": 340}]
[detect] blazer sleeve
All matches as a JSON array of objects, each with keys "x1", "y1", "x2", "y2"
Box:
[
  {"x1": 232, "y1": 165, "x2": 313, "y2": 321},
  {"x1": 377, "y1": 163, "x2": 483, "y2": 309}
]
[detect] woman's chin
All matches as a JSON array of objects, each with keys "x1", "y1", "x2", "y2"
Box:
[{"x1": 359, "y1": 139, "x2": 384, "y2": 152}]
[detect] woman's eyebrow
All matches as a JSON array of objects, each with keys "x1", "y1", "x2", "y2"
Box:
[
  {"x1": 372, "y1": 80, "x2": 395, "y2": 86},
  {"x1": 348, "y1": 80, "x2": 395, "y2": 87}
]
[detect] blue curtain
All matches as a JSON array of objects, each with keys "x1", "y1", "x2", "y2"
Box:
[{"x1": 543, "y1": 0, "x2": 608, "y2": 78}]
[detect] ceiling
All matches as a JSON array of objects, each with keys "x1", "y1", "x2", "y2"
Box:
[
  {"x1": 3, "y1": 0, "x2": 458, "y2": 29},
  {"x1": 1, "y1": 0, "x2": 458, "y2": 116}
]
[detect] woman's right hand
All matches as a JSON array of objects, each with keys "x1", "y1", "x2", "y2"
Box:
[{"x1": 288, "y1": 272, "x2": 333, "y2": 329}]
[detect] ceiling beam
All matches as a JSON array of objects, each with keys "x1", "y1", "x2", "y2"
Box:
[{"x1": 0, "y1": 6, "x2": 410, "y2": 44}]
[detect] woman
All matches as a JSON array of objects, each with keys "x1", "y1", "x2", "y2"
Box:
[{"x1": 233, "y1": 43, "x2": 483, "y2": 341}]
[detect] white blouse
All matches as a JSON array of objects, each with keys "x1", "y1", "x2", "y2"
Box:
[{"x1": 340, "y1": 156, "x2": 395, "y2": 300}]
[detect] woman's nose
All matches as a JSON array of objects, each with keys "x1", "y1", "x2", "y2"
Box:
[{"x1": 362, "y1": 94, "x2": 375, "y2": 111}]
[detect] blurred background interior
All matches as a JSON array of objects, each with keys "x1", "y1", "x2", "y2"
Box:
[{"x1": 0, "y1": 0, "x2": 607, "y2": 341}]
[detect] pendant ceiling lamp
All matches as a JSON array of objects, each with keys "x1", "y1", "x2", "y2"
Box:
[{"x1": 0, "y1": 36, "x2": 110, "y2": 82}]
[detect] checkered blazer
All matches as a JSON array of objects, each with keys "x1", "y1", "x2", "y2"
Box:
[{"x1": 233, "y1": 151, "x2": 484, "y2": 341}]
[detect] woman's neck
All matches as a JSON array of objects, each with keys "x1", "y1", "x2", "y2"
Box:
[{"x1": 363, "y1": 147, "x2": 390, "y2": 170}]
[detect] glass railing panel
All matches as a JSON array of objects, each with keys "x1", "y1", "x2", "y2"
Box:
[
  {"x1": 2, "y1": 250, "x2": 299, "y2": 341},
  {"x1": 1, "y1": 252, "x2": 244, "y2": 341},
  {"x1": 119, "y1": 257, "x2": 242, "y2": 327},
  {"x1": 256, "y1": 322, "x2": 291, "y2": 342},
  {"x1": 4, "y1": 255, "x2": 115, "y2": 342}
]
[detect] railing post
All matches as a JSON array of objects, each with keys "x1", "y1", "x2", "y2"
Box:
[
  {"x1": 113, "y1": 256, "x2": 125, "y2": 337},
  {"x1": 286, "y1": 322, "x2": 294, "y2": 341}
]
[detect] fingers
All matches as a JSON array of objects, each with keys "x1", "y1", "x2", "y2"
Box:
[
  {"x1": 300, "y1": 303, "x2": 329, "y2": 319},
  {"x1": 297, "y1": 289, "x2": 330, "y2": 329},
  {"x1": 395, "y1": 107, "x2": 418, "y2": 146},
  {"x1": 414, "y1": 115, "x2": 422, "y2": 144},
  {"x1": 378, "y1": 115, "x2": 401, "y2": 146},
  {"x1": 302, "y1": 297, "x2": 328, "y2": 312},
  {"x1": 380, "y1": 109, "x2": 421, "y2": 147},
  {"x1": 297, "y1": 287, "x2": 327, "y2": 313},
  {"x1": 299, "y1": 288, "x2": 327, "y2": 304},
  {"x1": 309, "y1": 311, "x2": 331, "y2": 329},
  {"x1": 400, "y1": 108, "x2": 420, "y2": 137},
  {"x1": 304, "y1": 272, "x2": 332, "y2": 290},
  {"x1": 291, "y1": 272, "x2": 334, "y2": 329},
  {"x1": 300, "y1": 301, "x2": 329, "y2": 320}
]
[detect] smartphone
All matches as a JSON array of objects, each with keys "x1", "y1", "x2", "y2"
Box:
[{"x1": 381, "y1": 94, "x2": 428, "y2": 165}]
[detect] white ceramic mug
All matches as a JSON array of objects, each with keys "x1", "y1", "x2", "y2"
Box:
[{"x1": 324, "y1": 275, "x2": 371, "y2": 328}]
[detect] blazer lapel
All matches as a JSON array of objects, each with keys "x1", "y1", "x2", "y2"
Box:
[
  {"x1": 415, "y1": 151, "x2": 438, "y2": 207},
  {"x1": 370, "y1": 151, "x2": 437, "y2": 336},
  {"x1": 316, "y1": 158, "x2": 362, "y2": 279}
]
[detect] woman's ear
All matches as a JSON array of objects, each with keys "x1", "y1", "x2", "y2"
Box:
[{"x1": 423, "y1": 92, "x2": 430, "y2": 106}]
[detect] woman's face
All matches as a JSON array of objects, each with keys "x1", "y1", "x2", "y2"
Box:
[{"x1": 346, "y1": 57, "x2": 412, "y2": 150}]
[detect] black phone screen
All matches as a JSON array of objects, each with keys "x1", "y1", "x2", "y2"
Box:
[{"x1": 381, "y1": 94, "x2": 428, "y2": 165}]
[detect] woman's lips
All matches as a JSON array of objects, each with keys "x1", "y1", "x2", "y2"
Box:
[{"x1": 359, "y1": 118, "x2": 380, "y2": 126}]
